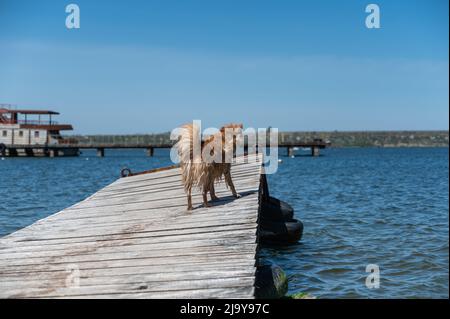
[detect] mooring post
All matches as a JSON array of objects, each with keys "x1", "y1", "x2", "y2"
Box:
[
  {"x1": 25, "y1": 148, "x2": 34, "y2": 157},
  {"x1": 287, "y1": 147, "x2": 294, "y2": 157},
  {"x1": 255, "y1": 263, "x2": 288, "y2": 299},
  {"x1": 97, "y1": 148, "x2": 105, "y2": 157},
  {"x1": 9, "y1": 148, "x2": 18, "y2": 156},
  {"x1": 311, "y1": 147, "x2": 319, "y2": 157},
  {"x1": 146, "y1": 147, "x2": 154, "y2": 157}
]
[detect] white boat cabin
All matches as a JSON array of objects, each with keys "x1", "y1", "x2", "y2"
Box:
[{"x1": 0, "y1": 108, "x2": 73, "y2": 146}]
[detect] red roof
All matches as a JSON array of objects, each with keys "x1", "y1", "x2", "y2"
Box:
[{"x1": 0, "y1": 108, "x2": 59, "y2": 115}]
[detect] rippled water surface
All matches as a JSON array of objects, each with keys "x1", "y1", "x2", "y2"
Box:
[{"x1": 0, "y1": 148, "x2": 448, "y2": 298}]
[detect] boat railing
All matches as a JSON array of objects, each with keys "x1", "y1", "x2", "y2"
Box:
[{"x1": 17, "y1": 120, "x2": 59, "y2": 125}]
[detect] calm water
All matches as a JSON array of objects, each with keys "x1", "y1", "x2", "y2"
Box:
[{"x1": 0, "y1": 148, "x2": 448, "y2": 298}]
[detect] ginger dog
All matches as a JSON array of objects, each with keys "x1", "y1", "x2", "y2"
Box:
[{"x1": 175, "y1": 123, "x2": 243, "y2": 210}]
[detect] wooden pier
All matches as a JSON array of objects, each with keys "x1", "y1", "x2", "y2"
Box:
[
  {"x1": 0, "y1": 154, "x2": 265, "y2": 298},
  {"x1": 282, "y1": 141, "x2": 327, "y2": 157},
  {"x1": 1, "y1": 140, "x2": 328, "y2": 157}
]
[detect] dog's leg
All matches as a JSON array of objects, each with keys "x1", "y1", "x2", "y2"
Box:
[
  {"x1": 202, "y1": 191, "x2": 212, "y2": 207},
  {"x1": 187, "y1": 189, "x2": 193, "y2": 211},
  {"x1": 225, "y1": 170, "x2": 241, "y2": 198},
  {"x1": 210, "y1": 183, "x2": 219, "y2": 201}
]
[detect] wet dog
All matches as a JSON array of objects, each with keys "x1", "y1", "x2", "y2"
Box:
[{"x1": 175, "y1": 123, "x2": 243, "y2": 210}]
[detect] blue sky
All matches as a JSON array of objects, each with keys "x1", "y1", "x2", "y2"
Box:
[{"x1": 0, "y1": 0, "x2": 448, "y2": 134}]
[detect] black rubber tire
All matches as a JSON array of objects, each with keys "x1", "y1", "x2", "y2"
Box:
[
  {"x1": 259, "y1": 218, "x2": 303, "y2": 245},
  {"x1": 260, "y1": 196, "x2": 294, "y2": 221},
  {"x1": 269, "y1": 197, "x2": 294, "y2": 214}
]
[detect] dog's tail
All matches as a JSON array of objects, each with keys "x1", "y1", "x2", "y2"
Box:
[
  {"x1": 175, "y1": 123, "x2": 205, "y2": 192},
  {"x1": 175, "y1": 123, "x2": 202, "y2": 163}
]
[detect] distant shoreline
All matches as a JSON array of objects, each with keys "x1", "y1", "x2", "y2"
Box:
[{"x1": 67, "y1": 130, "x2": 449, "y2": 148}]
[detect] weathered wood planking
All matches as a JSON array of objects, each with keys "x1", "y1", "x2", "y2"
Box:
[{"x1": 0, "y1": 153, "x2": 263, "y2": 298}]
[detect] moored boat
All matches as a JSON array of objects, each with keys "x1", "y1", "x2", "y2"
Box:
[{"x1": 0, "y1": 105, "x2": 78, "y2": 157}]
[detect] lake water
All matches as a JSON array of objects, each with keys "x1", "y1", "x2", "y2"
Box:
[{"x1": 0, "y1": 147, "x2": 448, "y2": 298}]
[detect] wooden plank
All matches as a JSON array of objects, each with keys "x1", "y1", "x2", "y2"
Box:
[
  {"x1": 0, "y1": 242, "x2": 258, "y2": 266},
  {"x1": 0, "y1": 254, "x2": 257, "y2": 275},
  {"x1": 1, "y1": 264, "x2": 256, "y2": 281},
  {"x1": 1, "y1": 224, "x2": 258, "y2": 248},
  {"x1": 18, "y1": 207, "x2": 257, "y2": 233},
  {"x1": 0, "y1": 154, "x2": 263, "y2": 298},
  {"x1": 0, "y1": 269, "x2": 257, "y2": 290},
  {"x1": 54, "y1": 287, "x2": 255, "y2": 299},
  {"x1": 3, "y1": 276, "x2": 257, "y2": 299},
  {"x1": 0, "y1": 227, "x2": 257, "y2": 253},
  {"x1": 1, "y1": 209, "x2": 259, "y2": 240}
]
